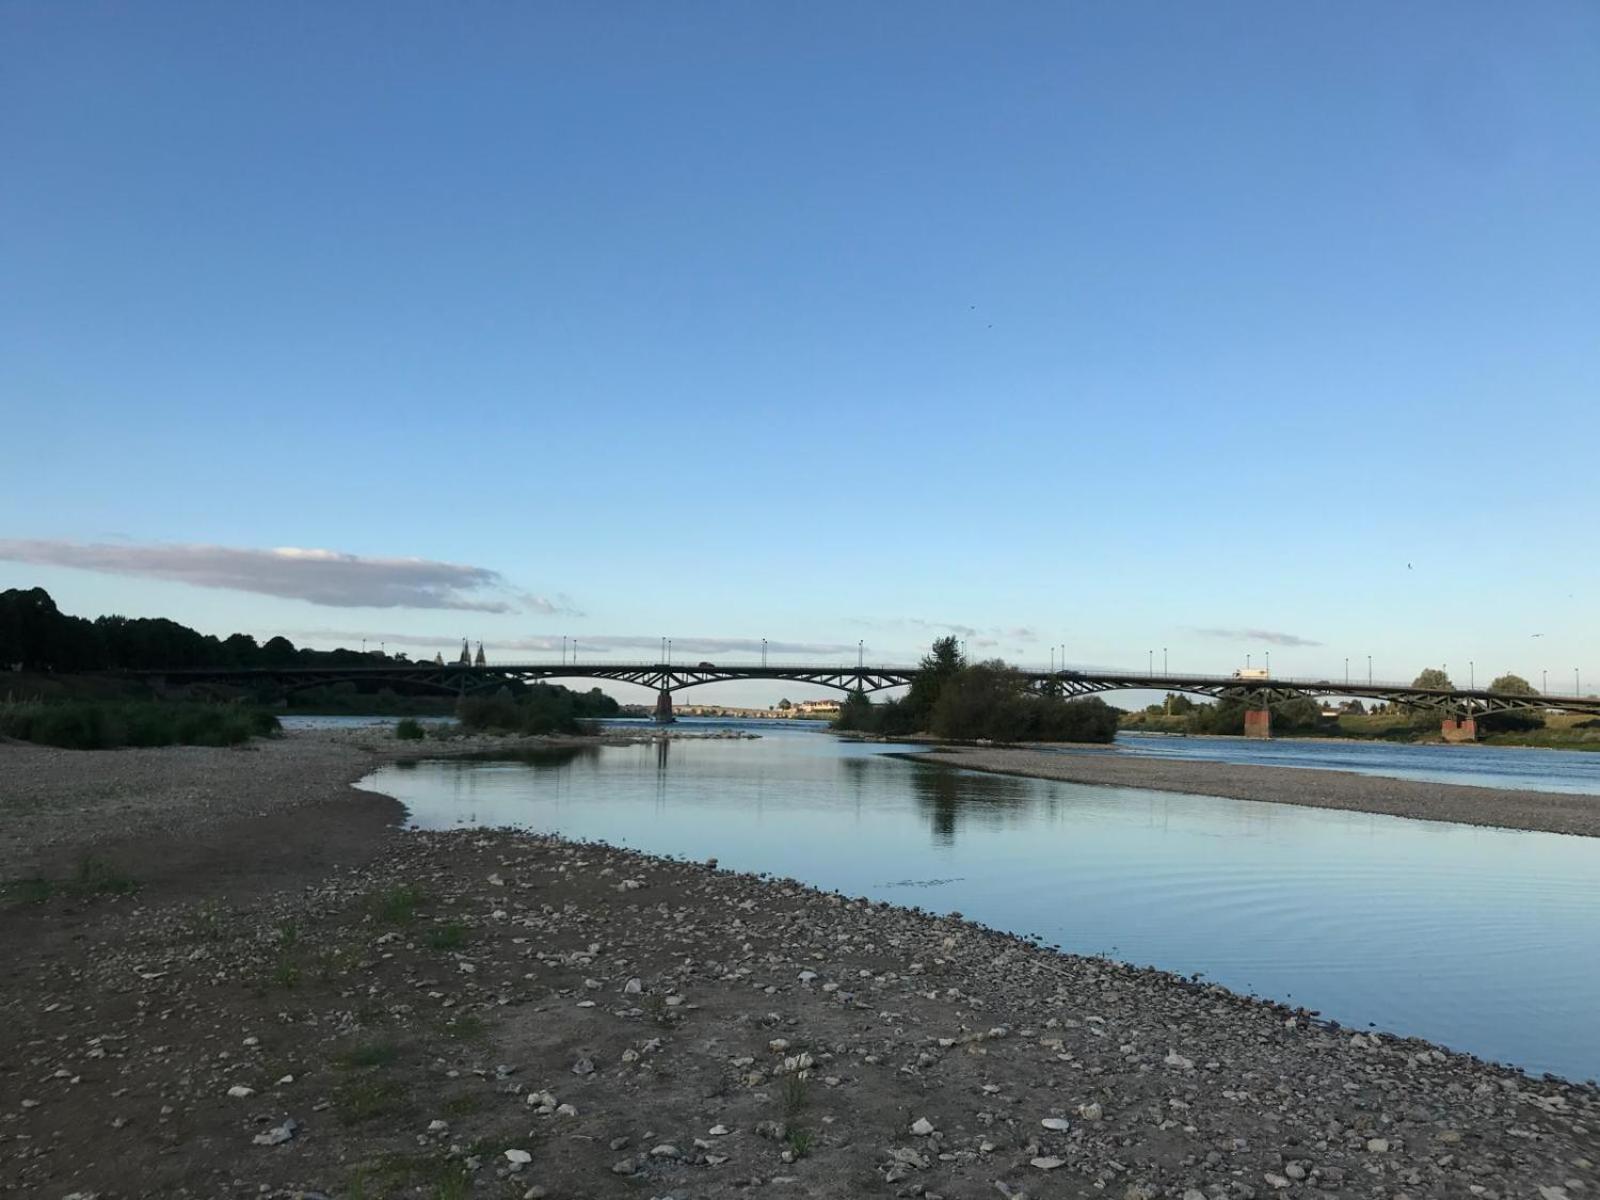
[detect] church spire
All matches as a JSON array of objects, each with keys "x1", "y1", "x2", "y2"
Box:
[{"x1": 474, "y1": 641, "x2": 486, "y2": 667}]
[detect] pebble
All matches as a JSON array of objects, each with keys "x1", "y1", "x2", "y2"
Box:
[
  {"x1": 1040, "y1": 1117, "x2": 1070, "y2": 1131},
  {"x1": 911, "y1": 1117, "x2": 936, "y2": 1136},
  {"x1": 1031, "y1": 1156, "x2": 1065, "y2": 1170},
  {"x1": 252, "y1": 1120, "x2": 297, "y2": 1147}
]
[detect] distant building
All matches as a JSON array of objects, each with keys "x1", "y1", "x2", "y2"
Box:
[
  {"x1": 475, "y1": 642, "x2": 486, "y2": 666},
  {"x1": 457, "y1": 639, "x2": 471, "y2": 665},
  {"x1": 434, "y1": 652, "x2": 445, "y2": 666}
]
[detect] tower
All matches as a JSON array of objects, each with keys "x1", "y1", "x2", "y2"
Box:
[{"x1": 475, "y1": 641, "x2": 486, "y2": 667}]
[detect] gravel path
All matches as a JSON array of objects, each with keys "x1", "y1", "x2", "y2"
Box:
[{"x1": 921, "y1": 745, "x2": 1600, "y2": 838}]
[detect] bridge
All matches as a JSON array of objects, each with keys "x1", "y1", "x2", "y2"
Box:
[{"x1": 123, "y1": 660, "x2": 1600, "y2": 740}]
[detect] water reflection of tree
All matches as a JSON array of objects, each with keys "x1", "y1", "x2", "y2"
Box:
[{"x1": 908, "y1": 762, "x2": 1036, "y2": 846}]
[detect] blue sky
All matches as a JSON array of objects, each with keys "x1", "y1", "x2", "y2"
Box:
[{"x1": 3, "y1": 2, "x2": 1597, "y2": 704}]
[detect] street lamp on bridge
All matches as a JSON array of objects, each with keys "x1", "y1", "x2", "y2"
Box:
[{"x1": 762, "y1": 638, "x2": 767, "y2": 667}]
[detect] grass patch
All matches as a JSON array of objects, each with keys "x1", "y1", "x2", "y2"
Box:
[
  {"x1": 425, "y1": 920, "x2": 468, "y2": 950},
  {"x1": 442, "y1": 1093, "x2": 483, "y2": 1117},
  {"x1": 786, "y1": 1126, "x2": 815, "y2": 1158},
  {"x1": 271, "y1": 957, "x2": 301, "y2": 989},
  {"x1": 369, "y1": 884, "x2": 427, "y2": 925},
  {"x1": 335, "y1": 1078, "x2": 409, "y2": 1124},
  {"x1": 440, "y1": 1014, "x2": 488, "y2": 1041},
  {"x1": 780, "y1": 1073, "x2": 811, "y2": 1118},
  {"x1": 0, "y1": 700, "x2": 279, "y2": 749},
  {"x1": 394, "y1": 717, "x2": 426, "y2": 741},
  {"x1": 334, "y1": 1040, "x2": 402, "y2": 1070},
  {"x1": 2, "y1": 856, "x2": 139, "y2": 906}
]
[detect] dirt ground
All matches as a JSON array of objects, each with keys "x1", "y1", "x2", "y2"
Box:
[{"x1": 2, "y1": 735, "x2": 1598, "y2": 1199}]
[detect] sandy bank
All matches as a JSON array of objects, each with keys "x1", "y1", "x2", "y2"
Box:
[{"x1": 917, "y1": 744, "x2": 1600, "y2": 838}]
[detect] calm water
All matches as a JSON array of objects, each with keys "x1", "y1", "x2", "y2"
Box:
[{"x1": 365, "y1": 721, "x2": 1600, "y2": 1081}]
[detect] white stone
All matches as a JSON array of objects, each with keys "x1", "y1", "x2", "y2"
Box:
[
  {"x1": 1366, "y1": 1138, "x2": 1391, "y2": 1153},
  {"x1": 1041, "y1": 1117, "x2": 1071, "y2": 1131},
  {"x1": 1164, "y1": 1050, "x2": 1195, "y2": 1070},
  {"x1": 227, "y1": 1085, "x2": 254, "y2": 1098},
  {"x1": 911, "y1": 1117, "x2": 936, "y2": 1136},
  {"x1": 1032, "y1": 1156, "x2": 1066, "y2": 1170}
]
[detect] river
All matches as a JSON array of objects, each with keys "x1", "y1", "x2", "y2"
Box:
[{"x1": 362, "y1": 719, "x2": 1600, "y2": 1082}]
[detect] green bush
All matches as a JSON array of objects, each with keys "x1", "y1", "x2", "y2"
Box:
[
  {"x1": 0, "y1": 701, "x2": 280, "y2": 749},
  {"x1": 455, "y1": 683, "x2": 617, "y2": 736},
  {"x1": 394, "y1": 718, "x2": 426, "y2": 741}
]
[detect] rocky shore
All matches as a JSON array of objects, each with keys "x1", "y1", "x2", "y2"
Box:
[
  {"x1": 922, "y1": 745, "x2": 1600, "y2": 839},
  {"x1": 2, "y1": 732, "x2": 1598, "y2": 1198}
]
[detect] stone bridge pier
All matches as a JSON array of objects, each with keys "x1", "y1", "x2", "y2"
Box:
[
  {"x1": 1440, "y1": 715, "x2": 1478, "y2": 742},
  {"x1": 654, "y1": 689, "x2": 675, "y2": 724},
  {"x1": 1243, "y1": 706, "x2": 1272, "y2": 739}
]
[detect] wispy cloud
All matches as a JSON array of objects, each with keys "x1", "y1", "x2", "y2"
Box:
[
  {"x1": 0, "y1": 538, "x2": 579, "y2": 615},
  {"x1": 1192, "y1": 626, "x2": 1323, "y2": 648}
]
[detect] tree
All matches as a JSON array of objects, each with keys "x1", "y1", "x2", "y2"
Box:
[
  {"x1": 1488, "y1": 673, "x2": 1536, "y2": 696},
  {"x1": 1412, "y1": 668, "x2": 1453, "y2": 690},
  {"x1": 901, "y1": 635, "x2": 965, "y2": 730}
]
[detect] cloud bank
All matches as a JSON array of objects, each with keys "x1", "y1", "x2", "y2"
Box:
[
  {"x1": 0, "y1": 538, "x2": 577, "y2": 615},
  {"x1": 1192, "y1": 626, "x2": 1322, "y2": 648}
]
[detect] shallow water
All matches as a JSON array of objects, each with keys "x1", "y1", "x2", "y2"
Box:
[{"x1": 365, "y1": 720, "x2": 1600, "y2": 1081}]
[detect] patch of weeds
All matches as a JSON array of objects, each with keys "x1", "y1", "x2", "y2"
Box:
[
  {"x1": 369, "y1": 884, "x2": 426, "y2": 925},
  {"x1": 334, "y1": 1040, "x2": 401, "y2": 1069},
  {"x1": 71, "y1": 856, "x2": 139, "y2": 896},
  {"x1": 189, "y1": 898, "x2": 224, "y2": 937},
  {"x1": 315, "y1": 943, "x2": 362, "y2": 981},
  {"x1": 644, "y1": 992, "x2": 677, "y2": 1027},
  {"x1": 345, "y1": 1151, "x2": 462, "y2": 1196},
  {"x1": 780, "y1": 1073, "x2": 811, "y2": 1119},
  {"x1": 786, "y1": 1126, "x2": 815, "y2": 1158},
  {"x1": 442, "y1": 1092, "x2": 482, "y2": 1117},
  {"x1": 272, "y1": 957, "x2": 301, "y2": 989},
  {"x1": 336, "y1": 1077, "x2": 408, "y2": 1124},
  {"x1": 425, "y1": 920, "x2": 468, "y2": 950},
  {"x1": 1, "y1": 878, "x2": 56, "y2": 905},
  {"x1": 277, "y1": 919, "x2": 301, "y2": 949},
  {"x1": 440, "y1": 1014, "x2": 488, "y2": 1042},
  {"x1": 355, "y1": 1003, "x2": 388, "y2": 1027},
  {"x1": 394, "y1": 717, "x2": 426, "y2": 741}
]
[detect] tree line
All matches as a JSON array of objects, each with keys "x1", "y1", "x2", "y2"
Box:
[
  {"x1": 833, "y1": 637, "x2": 1121, "y2": 743},
  {"x1": 2, "y1": 586, "x2": 421, "y2": 673}
]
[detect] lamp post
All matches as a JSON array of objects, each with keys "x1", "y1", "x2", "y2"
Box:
[
  {"x1": 858, "y1": 639, "x2": 863, "y2": 668},
  {"x1": 666, "y1": 638, "x2": 672, "y2": 666},
  {"x1": 1265, "y1": 651, "x2": 1271, "y2": 677},
  {"x1": 1469, "y1": 660, "x2": 1475, "y2": 690},
  {"x1": 1543, "y1": 669, "x2": 1548, "y2": 694},
  {"x1": 1367, "y1": 655, "x2": 1372, "y2": 685},
  {"x1": 762, "y1": 638, "x2": 767, "y2": 667},
  {"x1": 1163, "y1": 647, "x2": 1168, "y2": 676},
  {"x1": 1344, "y1": 657, "x2": 1349, "y2": 685},
  {"x1": 1148, "y1": 649, "x2": 1153, "y2": 675}
]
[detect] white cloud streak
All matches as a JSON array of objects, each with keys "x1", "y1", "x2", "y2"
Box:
[{"x1": 0, "y1": 538, "x2": 579, "y2": 615}]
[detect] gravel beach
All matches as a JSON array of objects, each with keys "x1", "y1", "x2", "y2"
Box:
[
  {"x1": 920, "y1": 744, "x2": 1600, "y2": 839},
  {"x1": 3, "y1": 731, "x2": 1597, "y2": 1199}
]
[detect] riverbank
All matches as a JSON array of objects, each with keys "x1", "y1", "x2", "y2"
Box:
[
  {"x1": 918, "y1": 744, "x2": 1600, "y2": 839},
  {"x1": 3, "y1": 733, "x2": 1598, "y2": 1198}
]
